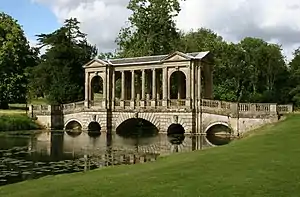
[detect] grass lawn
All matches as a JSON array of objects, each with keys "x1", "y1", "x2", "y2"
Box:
[{"x1": 1, "y1": 115, "x2": 300, "y2": 197}]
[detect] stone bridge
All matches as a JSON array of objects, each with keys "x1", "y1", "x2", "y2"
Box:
[{"x1": 29, "y1": 51, "x2": 293, "y2": 136}]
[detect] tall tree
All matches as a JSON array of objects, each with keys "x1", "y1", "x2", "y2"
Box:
[
  {"x1": 116, "y1": 0, "x2": 184, "y2": 57},
  {"x1": 289, "y1": 48, "x2": 300, "y2": 106},
  {"x1": 28, "y1": 18, "x2": 97, "y2": 104},
  {"x1": 0, "y1": 12, "x2": 37, "y2": 109}
]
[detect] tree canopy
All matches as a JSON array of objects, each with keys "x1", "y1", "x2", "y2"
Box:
[
  {"x1": 116, "y1": 0, "x2": 184, "y2": 57},
  {"x1": 0, "y1": 12, "x2": 37, "y2": 109},
  {"x1": 27, "y1": 18, "x2": 97, "y2": 104}
]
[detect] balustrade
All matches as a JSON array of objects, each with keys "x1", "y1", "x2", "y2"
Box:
[{"x1": 29, "y1": 98, "x2": 293, "y2": 116}]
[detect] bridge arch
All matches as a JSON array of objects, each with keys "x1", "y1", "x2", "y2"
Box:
[
  {"x1": 164, "y1": 115, "x2": 189, "y2": 133},
  {"x1": 64, "y1": 119, "x2": 83, "y2": 130},
  {"x1": 115, "y1": 112, "x2": 160, "y2": 131},
  {"x1": 204, "y1": 122, "x2": 233, "y2": 146}
]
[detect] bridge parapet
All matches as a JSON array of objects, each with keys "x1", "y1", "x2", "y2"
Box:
[{"x1": 29, "y1": 99, "x2": 293, "y2": 117}]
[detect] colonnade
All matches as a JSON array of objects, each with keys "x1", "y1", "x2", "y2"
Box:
[{"x1": 85, "y1": 60, "x2": 213, "y2": 109}]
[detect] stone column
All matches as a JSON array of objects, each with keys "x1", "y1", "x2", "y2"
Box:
[
  {"x1": 186, "y1": 66, "x2": 191, "y2": 108},
  {"x1": 120, "y1": 71, "x2": 125, "y2": 108},
  {"x1": 162, "y1": 67, "x2": 168, "y2": 107},
  {"x1": 191, "y1": 62, "x2": 195, "y2": 109},
  {"x1": 152, "y1": 69, "x2": 156, "y2": 99},
  {"x1": 197, "y1": 64, "x2": 201, "y2": 105},
  {"x1": 103, "y1": 69, "x2": 107, "y2": 109},
  {"x1": 151, "y1": 69, "x2": 156, "y2": 107},
  {"x1": 141, "y1": 70, "x2": 145, "y2": 100},
  {"x1": 84, "y1": 72, "x2": 89, "y2": 107},
  {"x1": 141, "y1": 69, "x2": 146, "y2": 108},
  {"x1": 112, "y1": 70, "x2": 115, "y2": 109},
  {"x1": 131, "y1": 70, "x2": 135, "y2": 108}
]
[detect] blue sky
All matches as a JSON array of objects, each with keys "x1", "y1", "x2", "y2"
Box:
[{"x1": 0, "y1": 0, "x2": 59, "y2": 42}]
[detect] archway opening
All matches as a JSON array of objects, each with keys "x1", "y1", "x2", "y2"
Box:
[
  {"x1": 167, "y1": 124, "x2": 185, "y2": 145},
  {"x1": 91, "y1": 75, "x2": 103, "y2": 101},
  {"x1": 206, "y1": 124, "x2": 233, "y2": 146},
  {"x1": 88, "y1": 122, "x2": 101, "y2": 132},
  {"x1": 170, "y1": 71, "x2": 186, "y2": 99},
  {"x1": 65, "y1": 120, "x2": 82, "y2": 133},
  {"x1": 116, "y1": 118, "x2": 158, "y2": 146}
]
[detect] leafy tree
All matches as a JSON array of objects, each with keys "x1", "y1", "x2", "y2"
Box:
[
  {"x1": 28, "y1": 18, "x2": 97, "y2": 104},
  {"x1": 289, "y1": 48, "x2": 300, "y2": 106},
  {"x1": 116, "y1": 0, "x2": 184, "y2": 57},
  {"x1": 0, "y1": 12, "x2": 37, "y2": 109},
  {"x1": 98, "y1": 52, "x2": 116, "y2": 59}
]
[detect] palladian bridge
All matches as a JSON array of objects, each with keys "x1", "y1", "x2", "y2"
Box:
[{"x1": 29, "y1": 51, "x2": 293, "y2": 137}]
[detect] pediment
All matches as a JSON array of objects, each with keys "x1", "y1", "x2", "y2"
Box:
[
  {"x1": 83, "y1": 59, "x2": 108, "y2": 68},
  {"x1": 161, "y1": 51, "x2": 191, "y2": 62}
]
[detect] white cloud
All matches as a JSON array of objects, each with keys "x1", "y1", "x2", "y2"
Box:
[{"x1": 32, "y1": 0, "x2": 300, "y2": 60}]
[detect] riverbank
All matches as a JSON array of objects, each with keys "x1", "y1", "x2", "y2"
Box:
[
  {"x1": 0, "y1": 114, "x2": 40, "y2": 131},
  {"x1": 0, "y1": 114, "x2": 299, "y2": 196}
]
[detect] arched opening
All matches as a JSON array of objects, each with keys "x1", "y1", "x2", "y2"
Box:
[
  {"x1": 206, "y1": 124, "x2": 233, "y2": 146},
  {"x1": 91, "y1": 75, "x2": 103, "y2": 101},
  {"x1": 167, "y1": 124, "x2": 185, "y2": 146},
  {"x1": 88, "y1": 122, "x2": 101, "y2": 132},
  {"x1": 116, "y1": 118, "x2": 158, "y2": 146},
  {"x1": 170, "y1": 71, "x2": 186, "y2": 99},
  {"x1": 65, "y1": 121, "x2": 82, "y2": 135}
]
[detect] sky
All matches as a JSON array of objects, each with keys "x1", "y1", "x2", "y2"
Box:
[{"x1": 1, "y1": 0, "x2": 300, "y2": 60}]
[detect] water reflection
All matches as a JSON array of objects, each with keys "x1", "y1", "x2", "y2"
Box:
[
  {"x1": 0, "y1": 126, "x2": 220, "y2": 186},
  {"x1": 206, "y1": 124, "x2": 233, "y2": 146}
]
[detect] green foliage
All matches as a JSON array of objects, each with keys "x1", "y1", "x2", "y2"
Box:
[
  {"x1": 0, "y1": 114, "x2": 39, "y2": 131},
  {"x1": 116, "y1": 0, "x2": 184, "y2": 57},
  {"x1": 0, "y1": 12, "x2": 37, "y2": 109},
  {"x1": 28, "y1": 18, "x2": 97, "y2": 104},
  {"x1": 179, "y1": 28, "x2": 291, "y2": 104},
  {"x1": 289, "y1": 48, "x2": 300, "y2": 106}
]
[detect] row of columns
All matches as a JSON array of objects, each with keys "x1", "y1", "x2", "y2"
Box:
[
  {"x1": 119, "y1": 69, "x2": 158, "y2": 101},
  {"x1": 85, "y1": 61, "x2": 213, "y2": 109}
]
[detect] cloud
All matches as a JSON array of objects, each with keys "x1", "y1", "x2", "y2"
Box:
[{"x1": 32, "y1": 0, "x2": 300, "y2": 60}]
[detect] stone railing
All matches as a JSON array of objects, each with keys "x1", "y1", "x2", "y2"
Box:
[
  {"x1": 62, "y1": 101, "x2": 85, "y2": 113},
  {"x1": 29, "y1": 99, "x2": 293, "y2": 116},
  {"x1": 169, "y1": 99, "x2": 186, "y2": 108},
  {"x1": 200, "y1": 99, "x2": 287, "y2": 115},
  {"x1": 277, "y1": 104, "x2": 293, "y2": 114}
]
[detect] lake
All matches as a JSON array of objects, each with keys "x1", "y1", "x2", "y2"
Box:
[{"x1": 0, "y1": 122, "x2": 232, "y2": 186}]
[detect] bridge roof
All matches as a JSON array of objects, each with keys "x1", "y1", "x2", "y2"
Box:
[{"x1": 84, "y1": 51, "x2": 211, "y2": 68}]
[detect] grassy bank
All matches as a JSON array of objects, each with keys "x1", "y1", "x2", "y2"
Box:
[
  {"x1": 0, "y1": 114, "x2": 40, "y2": 131},
  {"x1": 1, "y1": 115, "x2": 300, "y2": 196}
]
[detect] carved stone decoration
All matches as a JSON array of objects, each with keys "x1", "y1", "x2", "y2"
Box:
[
  {"x1": 173, "y1": 115, "x2": 178, "y2": 124},
  {"x1": 134, "y1": 112, "x2": 139, "y2": 119},
  {"x1": 92, "y1": 115, "x2": 97, "y2": 121}
]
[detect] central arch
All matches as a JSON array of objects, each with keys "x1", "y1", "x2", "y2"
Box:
[
  {"x1": 115, "y1": 112, "x2": 160, "y2": 131},
  {"x1": 116, "y1": 118, "x2": 159, "y2": 139}
]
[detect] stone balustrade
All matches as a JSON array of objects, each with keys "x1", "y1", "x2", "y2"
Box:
[{"x1": 29, "y1": 99, "x2": 294, "y2": 116}]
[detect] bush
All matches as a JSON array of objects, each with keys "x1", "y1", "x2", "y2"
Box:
[{"x1": 0, "y1": 115, "x2": 40, "y2": 131}]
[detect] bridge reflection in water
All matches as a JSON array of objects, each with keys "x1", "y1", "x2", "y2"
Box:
[{"x1": 0, "y1": 123, "x2": 232, "y2": 186}]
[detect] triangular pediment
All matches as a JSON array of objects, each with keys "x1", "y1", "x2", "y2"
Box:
[
  {"x1": 83, "y1": 59, "x2": 108, "y2": 68},
  {"x1": 161, "y1": 51, "x2": 191, "y2": 62}
]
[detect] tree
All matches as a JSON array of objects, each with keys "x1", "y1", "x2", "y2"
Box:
[
  {"x1": 28, "y1": 18, "x2": 97, "y2": 104},
  {"x1": 0, "y1": 12, "x2": 37, "y2": 109},
  {"x1": 116, "y1": 0, "x2": 184, "y2": 57},
  {"x1": 289, "y1": 48, "x2": 300, "y2": 106}
]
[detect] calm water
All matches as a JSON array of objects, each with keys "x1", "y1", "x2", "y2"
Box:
[{"x1": 0, "y1": 123, "x2": 232, "y2": 186}]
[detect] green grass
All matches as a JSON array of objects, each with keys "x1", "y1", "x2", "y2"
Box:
[
  {"x1": 0, "y1": 114, "x2": 40, "y2": 131},
  {"x1": 1, "y1": 115, "x2": 300, "y2": 196}
]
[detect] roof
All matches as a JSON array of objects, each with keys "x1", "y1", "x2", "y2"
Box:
[{"x1": 83, "y1": 51, "x2": 210, "y2": 68}]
